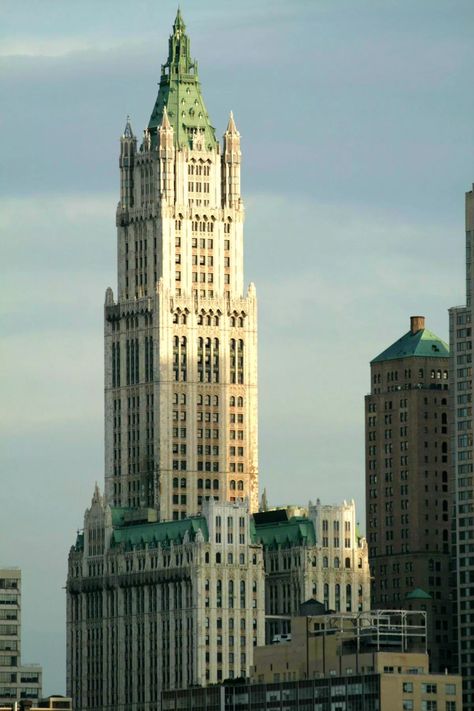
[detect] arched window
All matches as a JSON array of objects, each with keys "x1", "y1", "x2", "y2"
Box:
[
  {"x1": 230, "y1": 396, "x2": 236, "y2": 407},
  {"x1": 345, "y1": 557, "x2": 351, "y2": 569},
  {"x1": 346, "y1": 584, "x2": 352, "y2": 612},
  {"x1": 237, "y1": 480, "x2": 244, "y2": 491},
  {"x1": 323, "y1": 556, "x2": 328, "y2": 568},
  {"x1": 205, "y1": 479, "x2": 211, "y2": 489},
  {"x1": 198, "y1": 479, "x2": 203, "y2": 489},
  {"x1": 335, "y1": 584, "x2": 341, "y2": 611},
  {"x1": 180, "y1": 478, "x2": 186, "y2": 489},
  {"x1": 237, "y1": 397, "x2": 243, "y2": 407},
  {"x1": 230, "y1": 480, "x2": 236, "y2": 490},
  {"x1": 173, "y1": 477, "x2": 179, "y2": 488},
  {"x1": 213, "y1": 479, "x2": 219, "y2": 490},
  {"x1": 334, "y1": 557, "x2": 340, "y2": 569}
]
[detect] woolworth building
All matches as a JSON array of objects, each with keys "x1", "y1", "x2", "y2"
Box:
[{"x1": 104, "y1": 9, "x2": 258, "y2": 518}]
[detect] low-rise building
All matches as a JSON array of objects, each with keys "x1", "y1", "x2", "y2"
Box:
[
  {"x1": 162, "y1": 609, "x2": 462, "y2": 711},
  {"x1": 0, "y1": 696, "x2": 72, "y2": 711}
]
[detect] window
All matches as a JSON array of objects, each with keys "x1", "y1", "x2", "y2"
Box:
[
  {"x1": 403, "y1": 702, "x2": 414, "y2": 711},
  {"x1": 403, "y1": 682, "x2": 413, "y2": 693},
  {"x1": 421, "y1": 702, "x2": 437, "y2": 711}
]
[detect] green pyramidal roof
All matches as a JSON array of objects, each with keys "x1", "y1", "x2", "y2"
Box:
[
  {"x1": 371, "y1": 327, "x2": 449, "y2": 364},
  {"x1": 147, "y1": 10, "x2": 217, "y2": 150},
  {"x1": 406, "y1": 587, "x2": 432, "y2": 600}
]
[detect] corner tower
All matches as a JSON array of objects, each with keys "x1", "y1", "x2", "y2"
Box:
[{"x1": 104, "y1": 12, "x2": 258, "y2": 519}]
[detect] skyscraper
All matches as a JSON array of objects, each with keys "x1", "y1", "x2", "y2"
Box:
[
  {"x1": 365, "y1": 316, "x2": 454, "y2": 672},
  {"x1": 450, "y1": 181, "x2": 474, "y2": 708},
  {"x1": 105, "y1": 9, "x2": 258, "y2": 519}
]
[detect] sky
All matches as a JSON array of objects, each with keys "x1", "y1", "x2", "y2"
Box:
[{"x1": 1, "y1": 0, "x2": 474, "y2": 696}]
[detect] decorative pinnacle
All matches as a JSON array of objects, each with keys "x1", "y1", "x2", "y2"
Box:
[
  {"x1": 161, "y1": 105, "x2": 172, "y2": 130},
  {"x1": 123, "y1": 115, "x2": 133, "y2": 139},
  {"x1": 226, "y1": 110, "x2": 239, "y2": 135}
]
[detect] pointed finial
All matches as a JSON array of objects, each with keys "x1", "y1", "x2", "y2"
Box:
[
  {"x1": 226, "y1": 110, "x2": 239, "y2": 135},
  {"x1": 123, "y1": 115, "x2": 133, "y2": 139},
  {"x1": 174, "y1": 7, "x2": 186, "y2": 33},
  {"x1": 161, "y1": 105, "x2": 171, "y2": 130},
  {"x1": 92, "y1": 482, "x2": 101, "y2": 503}
]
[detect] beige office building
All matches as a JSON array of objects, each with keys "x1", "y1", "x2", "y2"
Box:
[{"x1": 0, "y1": 570, "x2": 42, "y2": 708}]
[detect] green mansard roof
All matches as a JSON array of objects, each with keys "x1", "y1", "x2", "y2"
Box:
[
  {"x1": 371, "y1": 317, "x2": 449, "y2": 364},
  {"x1": 111, "y1": 514, "x2": 209, "y2": 549},
  {"x1": 251, "y1": 515, "x2": 316, "y2": 549},
  {"x1": 147, "y1": 10, "x2": 217, "y2": 150}
]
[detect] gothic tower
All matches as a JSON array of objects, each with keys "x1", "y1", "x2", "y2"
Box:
[{"x1": 104, "y1": 11, "x2": 258, "y2": 520}]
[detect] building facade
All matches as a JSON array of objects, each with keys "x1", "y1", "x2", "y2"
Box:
[
  {"x1": 253, "y1": 501, "x2": 371, "y2": 641},
  {"x1": 365, "y1": 316, "x2": 454, "y2": 672},
  {"x1": 449, "y1": 181, "x2": 474, "y2": 708},
  {"x1": 0, "y1": 570, "x2": 42, "y2": 707},
  {"x1": 67, "y1": 491, "x2": 265, "y2": 710},
  {"x1": 104, "y1": 10, "x2": 258, "y2": 519}
]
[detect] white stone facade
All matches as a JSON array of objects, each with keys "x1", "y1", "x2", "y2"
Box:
[
  {"x1": 258, "y1": 500, "x2": 371, "y2": 640},
  {"x1": 104, "y1": 75, "x2": 258, "y2": 520},
  {"x1": 66, "y1": 492, "x2": 265, "y2": 711}
]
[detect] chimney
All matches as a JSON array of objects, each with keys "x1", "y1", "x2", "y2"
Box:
[{"x1": 410, "y1": 315, "x2": 425, "y2": 334}]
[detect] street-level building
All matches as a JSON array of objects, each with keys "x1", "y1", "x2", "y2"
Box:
[
  {"x1": 162, "y1": 609, "x2": 462, "y2": 711},
  {"x1": 365, "y1": 316, "x2": 454, "y2": 672},
  {"x1": 0, "y1": 570, "x2": 42, "y2": 708}
]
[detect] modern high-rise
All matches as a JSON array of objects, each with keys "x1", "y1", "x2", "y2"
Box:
[
  {"x1": 365, "y1": 316, "x2": 454, "y2": 672},
  {"x1": 104, "y1": 9, "x2": 258, "y2": 519},
  {"x1": 449, "y1": 180, "x2": 474, "y2": 708},
  {"x1": 0, "y1": 569, "x2": 42, "y2": 707}
]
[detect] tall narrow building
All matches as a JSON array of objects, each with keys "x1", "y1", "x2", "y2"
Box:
[
  {"x1": 104, "y1": 10, "x2": 258, "y2": 519},
  {"x1": 450, "y1": 181, "x2": 474, "y2": 709},
  {"x1": 365, "y1": 316, "x2": 454, "y2": 673}
]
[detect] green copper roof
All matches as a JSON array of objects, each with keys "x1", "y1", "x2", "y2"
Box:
[
  {"x1": 147, "y1": 10, "x2": 217, "y2": 150},
  {"x1": 406, "y1": 587, "x2": 432, "y2": 600},
  {"x1": 371, "y1": 328, "x2": 449, "y2": 364},
  {"x1": 251, "y1": 516, "x2": 316, "y2": 549},
  {"x1": 111, "y1": 516, "x2": 209, "y2": 549}
]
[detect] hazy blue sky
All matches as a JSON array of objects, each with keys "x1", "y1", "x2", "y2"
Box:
[{"x1": 1, "y1": 0, "x2": 473, "y2": 695}]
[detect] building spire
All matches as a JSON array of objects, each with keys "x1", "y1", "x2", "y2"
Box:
[
  {"x1": 173, "y1": 7, "x2": 186, "y2": 34},
  {"x1": 147, "y1": 12, "x2": 216, "y2": 150}
]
